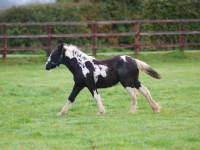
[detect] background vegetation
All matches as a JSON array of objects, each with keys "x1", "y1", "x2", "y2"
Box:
[
  {"x1": 1, "y1": 1, "x2": 199, "y2": 149},
  {"x1": 0, "y1": 51, "x2": 200, "y2": 149},
  {"x1": 0, "y1": 0, "x2": 200, "y2": 53}
]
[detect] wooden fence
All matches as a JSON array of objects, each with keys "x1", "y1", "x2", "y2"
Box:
[{"x1": 1, "y1": 19, "x2": 200, "y2": 59}]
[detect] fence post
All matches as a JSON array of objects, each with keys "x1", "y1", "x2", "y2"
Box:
[
  {"x1": 46, "y1": 24, "x2": 51, "y2": 56},
  {"x1": 92, "y1": 23, "x2": 97, "y2": 56},
  {"x1": 134, "y1": 22, "x2": 139, "y2": 54},
  {"x1": 2, "y1": 24, "x2": 7, "y2": 59},
  {"x1": 180, "y1": 20, "x2": 185, "y2": 52}
]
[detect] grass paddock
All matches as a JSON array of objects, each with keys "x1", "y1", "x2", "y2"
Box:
[{"x1": 0, "y1": 51, "x2": 200, "y2": 149}]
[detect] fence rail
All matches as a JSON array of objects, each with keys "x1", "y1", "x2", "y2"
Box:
[{"x1": 1, "y1": 19, "x2": 200, "y2": 58}]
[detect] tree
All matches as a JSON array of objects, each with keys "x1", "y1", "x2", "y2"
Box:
[{"x1": 56, "y1": 0, "x2": 79, "y2": 2}]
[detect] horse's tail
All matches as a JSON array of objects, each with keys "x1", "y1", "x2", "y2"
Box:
[{"x1": 135, "y1": 59, "x2": 162, "y2": 79}]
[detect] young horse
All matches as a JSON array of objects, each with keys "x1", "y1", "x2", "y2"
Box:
[{"x1": 45, "y1": 43, "x2": 161, "y2": 115}]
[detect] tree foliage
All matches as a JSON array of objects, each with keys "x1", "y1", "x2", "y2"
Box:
[
  {"x1": 0, "y1": 0, "x2": 199, "y2": 50},
  {"x1": 142, "y1": 0, "x2": 200, "y2": 47}
]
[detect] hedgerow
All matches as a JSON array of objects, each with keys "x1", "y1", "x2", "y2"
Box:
[{"x1": 0, "y1": 0, "x2": 199, "y2": 50}]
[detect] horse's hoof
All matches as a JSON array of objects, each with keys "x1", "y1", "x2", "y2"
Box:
[
  {"x1": 153, "y1": 103, "x2": 161, "y2": 114},
  {"x1": 154, "y1": 110, "x2": 160, "y2": 114},
  {"x1": 97, "y1": 110, "x2": 105, "y2": 115},
  {"x1": 97, "y1": 112, "x2": 104, "y2": 115},
  {"x1": 57, "y1": 112, "x2": 63, "y2": 116},
  {"x1": 129, "y1": 110, "x2": 136, "y2": 114}
]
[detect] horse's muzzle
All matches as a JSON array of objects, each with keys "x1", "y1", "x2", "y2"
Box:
[
  {"x1": 46, "y1": 67, "x2": 50, "y2": 70},
  {"x1": 45, "y1": 63, "x2": 53, "y2": 70}
]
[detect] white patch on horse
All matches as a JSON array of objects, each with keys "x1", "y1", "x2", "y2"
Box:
[
  {"x1": 120, "y1": 55, "x2": 127, "y2": 62},
  {"x1": 64, "y1": 45, "x2": 74, "y2": 59},
  {"x1": 57, "y1": 100, "x2": 72, "y2": 115},
  {"x1": 63, "y1": 44, "x2": 108, "y2": 81},
  {"x1": 81, "y1": 63, "x2": 90, "y2": 77},
  {"x1": 126, "y1": 87, "x2": 138, "y2": 113},
  {"x1": 93, "y1": 64, "x2": 108, "y2": 83},
  {"x1": 93, "y1": 90, "x2": 105, "y2": 114},
  {"x1": 63, "y1": 44, "x2": 95, "y2": 77},
  {"x1": 45, "y1": 54, "x2": 51, "y2": 65}
]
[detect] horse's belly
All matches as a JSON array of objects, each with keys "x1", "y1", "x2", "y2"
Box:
[{"x1": 95, "y1": 75, "x2": 119, "y2": 88}]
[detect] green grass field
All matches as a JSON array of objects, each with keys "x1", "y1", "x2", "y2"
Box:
[{"x1": 0, "y1": 51, "x2": 200, "y2": 149}]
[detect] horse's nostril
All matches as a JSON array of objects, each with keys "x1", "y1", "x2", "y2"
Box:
[{"x1": 45, "y1": 64, "x2": 50, "y2": 70}]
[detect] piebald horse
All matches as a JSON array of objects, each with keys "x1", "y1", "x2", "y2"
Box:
[{"x1": 45, "y1": 43, "x2": 161, "y2": 115}]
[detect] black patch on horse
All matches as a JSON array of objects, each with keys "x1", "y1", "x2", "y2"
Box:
[{"x1": 45, "y1": 43, "x2": 162, "y2": 115}]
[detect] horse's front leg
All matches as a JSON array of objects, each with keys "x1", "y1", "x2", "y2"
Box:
[
  {"x1": 57, "y1": 84, "x2": 84, "y2": 116},
  {"x1": 88, "y1": 88, "x2": 105, "y2": 114}
]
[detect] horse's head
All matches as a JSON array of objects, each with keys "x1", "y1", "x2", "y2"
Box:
[{"x1": 45, "y1": 43, "x2": 64, "y2": 70}]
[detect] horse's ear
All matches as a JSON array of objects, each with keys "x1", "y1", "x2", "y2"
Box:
[
  {"x1": 60, "y1": 43, "x2": 64, "y2": 51},
  {"x1": 57, "y1": 43, "x2": 63, "y2": 52},
  {"x1": 60, "y1": 43, "x2": 63, "y2": 47},
  {"x1": 57, "y1": 43, "x2": 63, "y2": 47}
]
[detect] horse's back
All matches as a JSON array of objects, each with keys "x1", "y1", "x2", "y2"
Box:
[
  {"x1": 115, "y1": 56, "x2": 138, "y2": 77},
  {"x1": 93, "y1": 55, "x2": 139, "y2": 88}
]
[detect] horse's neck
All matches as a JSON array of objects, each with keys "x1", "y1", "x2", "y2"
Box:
[
  {"x1": 62, "y1": 57, "x2": 74, "y2": 70},
  {"x1": 63, "y1": 51, "x2": 94, "y2": 75}
]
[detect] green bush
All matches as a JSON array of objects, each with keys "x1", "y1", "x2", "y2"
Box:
[
  {"x1": 0, "y1": 0, "x2": 199, "y2": 52},
  {"x1": 142, "y1": 0, "x2": 200, "y2": 49}
]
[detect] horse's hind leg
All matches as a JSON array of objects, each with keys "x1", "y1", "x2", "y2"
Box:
[
  {"x1": 126, "y1": 87, "x2": 139, "y2": 113},
  {"x1": 138, "y1": 84, "x2": 161, "y2": 113}
]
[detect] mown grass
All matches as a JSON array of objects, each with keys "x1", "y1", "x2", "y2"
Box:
[{"x1": 0, "y1": 51, "x2": 200, "y2": 149}]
